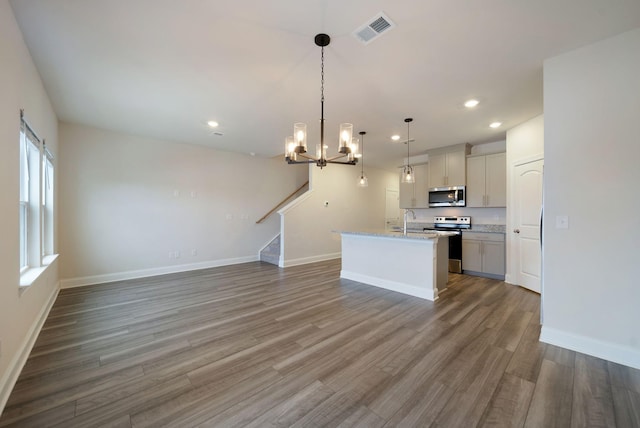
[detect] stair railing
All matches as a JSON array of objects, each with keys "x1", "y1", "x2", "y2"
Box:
[{"x1": 255, "y1": 181, "x2": 309, "y2": 224}]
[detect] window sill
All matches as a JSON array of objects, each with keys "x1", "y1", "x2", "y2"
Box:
[{"x1": 20, "y1": 254, "x2": 59, "y2": 289}]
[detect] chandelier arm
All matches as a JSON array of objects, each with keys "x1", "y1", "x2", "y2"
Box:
[
  {"x1": 324, "y1": 153, "x2": 348, "y2": 162},
  {"x1": 286, "y1": 158, "x2": 314, "y2": 164},
  {"x1": 297, "y1": 152, "x2": 318, "y2": 160},
  {"x1": 326, "y1": 159, "x2": 358, "y2": 165},
  {"x1": 287, "y1": 159, "x2": 315, "y2": 165}
]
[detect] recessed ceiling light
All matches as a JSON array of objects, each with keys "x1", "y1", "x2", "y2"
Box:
[
  {"x1": 489, "y1": 122, "x2": 502, "y2": 129},
  {"x1": 464, "y1": 99, "x2": 479, "y2": 108},
  {"x1": 391, "y1": 135, "x2": 400, "y2": 141},
  {"x1": 207, "y1": 121, "x2": 219, "y2": 128}
]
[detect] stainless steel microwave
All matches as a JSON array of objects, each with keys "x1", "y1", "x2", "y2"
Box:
[{"x1": 428, "y1": 185, "x2": 466, "y2": 207}]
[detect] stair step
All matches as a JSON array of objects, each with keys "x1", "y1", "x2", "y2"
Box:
[{"x1": 260, "y1": 234, "x2": 281, "y2": 266}]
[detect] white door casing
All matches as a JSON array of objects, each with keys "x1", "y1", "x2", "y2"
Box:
[{"x1": 512, "y1": 159, "x2": 543, "y2": 293}]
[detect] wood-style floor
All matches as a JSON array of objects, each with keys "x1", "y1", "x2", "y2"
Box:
[{"x1": 1, "y1": 260, "x2": 639, "y2": 427}]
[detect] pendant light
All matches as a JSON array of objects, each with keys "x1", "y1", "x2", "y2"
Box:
[
  {"x1": 284, "y1": 34, "x2": 359, "y2": 168},
  {"x1": 401, "y1": 118, "x2": 415, "y2": 183},
  {"x1": 357, "y1": 131, "x2": 368, "y2": 187}
]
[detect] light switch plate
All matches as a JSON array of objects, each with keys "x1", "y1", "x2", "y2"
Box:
[{"x1": 556, "y1": 215, "x2": 569, "y2": 229}]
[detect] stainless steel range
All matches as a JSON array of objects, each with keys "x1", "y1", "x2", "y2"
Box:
[{"x1": 424, "y1": 216, "x2": 471, "y2": 273}]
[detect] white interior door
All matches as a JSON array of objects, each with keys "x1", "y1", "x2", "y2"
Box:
[
  {"x1": 513, "y1": 159, "x2": 543, "y2": 293},
  {"x1": 385, "y1": 188, "x2": 400, "y2": 230}
]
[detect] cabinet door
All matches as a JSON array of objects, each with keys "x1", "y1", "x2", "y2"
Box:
[
  {"x1": 446, "y1": 150, "x2": 466, "y2": 186},
  {"x1": 398, "y1": 164, "x2": 429, "y2": 208},
  {"x1": 466, "y1": 156, "x2": 486, "y2": 207},
  {"x1": 462, "y1": 239, "x2": 482, "y2": 272},
  {"x1": 485, "y1": 152, "x2": 506, "y2": 207},
  {"x1": 482, "y1": 241, "x2": 505, "y2": 275},
  {"x1": 414, "y1": 163, "x2": 429, "y2": 207},
  {"x1": 428, "y1": 153, "x2": 447, "y2": 188}
]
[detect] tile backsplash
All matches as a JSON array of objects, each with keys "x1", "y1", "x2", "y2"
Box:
[{"x1": 409, "y1": 207, "x2": 506, "y2": 225}]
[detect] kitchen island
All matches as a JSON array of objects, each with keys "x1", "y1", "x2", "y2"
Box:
[{"x1": 338, "y1": 230, "x2": 454, "y2": 301}]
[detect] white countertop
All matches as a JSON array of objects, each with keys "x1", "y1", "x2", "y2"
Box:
[
  {"x1": 337, "y1": 229, "x2": 457, "y2": 240},
  {"x1": 387, "y1": 222, "x2": 507, "y2": 234}
]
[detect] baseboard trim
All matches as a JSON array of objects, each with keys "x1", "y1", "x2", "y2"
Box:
[
  {"x1": 60, "y1": 256, "x2": 259, "y2": 289},
  {"x1": 280, "y1": 252, "x2": 341, "y2": 268},
  {"x1": 0, "y1": 283, "x2": 59, "y2": 415},
  {"x1": 540, "y1": 326, "x2": 640, "y2": 370},
  {"x1": 340, "y1": 270, "x2": 437, "y2": 301},
  {"x1": 462, "y1": 270, "x2": 506, "y2": 281}
]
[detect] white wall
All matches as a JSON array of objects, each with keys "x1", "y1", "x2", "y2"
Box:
[
  {"x1": 0, "y1": 0, "x2": 59, "y2": 411},
  {"x1": 58, "y1": 122, "x2": 307, "y2": 285},
  {"x1": 505, "y1": 115, "x2": 544, "y2": 283},
  {"x1": 280, "y1": 164, "x2": 398, "y2": 266},
  {"x1": 506, "y1": 115, "x2": 544, "y2": 166},
  {"x1": 541, "y1": 29, "x2": 640, "y2": 369}
]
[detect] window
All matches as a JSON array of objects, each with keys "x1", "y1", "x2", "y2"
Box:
[
  {"x1": 42, "y1": 152, "x2": 54, "y2": 257},
  {"x1": 19, "y1": 110, "x2": 55, "y2": 279}
]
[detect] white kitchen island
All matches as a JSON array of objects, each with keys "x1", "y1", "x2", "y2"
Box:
[{"x1": 338, "y1": 230, "x2": 454, "y2": 301}]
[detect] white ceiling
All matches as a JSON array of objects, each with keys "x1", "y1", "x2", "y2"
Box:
[{"x1": 10, "y1": 0, "x2": 640, "y2": 169}]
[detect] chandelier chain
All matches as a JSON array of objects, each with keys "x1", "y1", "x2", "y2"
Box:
[{"x1": 321, "y1": 46, "x2": 325, "y2": 103}]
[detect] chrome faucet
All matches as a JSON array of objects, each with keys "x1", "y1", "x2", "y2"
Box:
[{"x1": 403, "y1": 209, "x2": 416, "y2": 235}]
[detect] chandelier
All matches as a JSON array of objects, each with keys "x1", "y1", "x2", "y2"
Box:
[{"x1": 284, "y1": 34, "x2": 360, "y2": 168}]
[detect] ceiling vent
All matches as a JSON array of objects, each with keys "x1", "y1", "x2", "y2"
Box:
[{"x1": 353, "y1": 12, "x2": 396, "y2": 45}]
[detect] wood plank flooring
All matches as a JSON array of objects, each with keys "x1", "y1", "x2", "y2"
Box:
[{"x1": 1, "y1": 259, "x2": 639, "y2": 427}]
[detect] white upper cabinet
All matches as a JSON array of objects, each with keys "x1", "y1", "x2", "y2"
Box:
[
  {"x1": 427, "y1": 145, "x2": 469, "y2": 188},
  {"x1": 399, "y1": 163, "x2": 429, "y2": 208},
  {"x1": 466, "y1": 152, "x2": 506, "y2": 207}
]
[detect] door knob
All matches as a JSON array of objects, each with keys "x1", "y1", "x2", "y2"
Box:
[{"x1": 513, "y1": 229, "x2": 520, "y2": 234}]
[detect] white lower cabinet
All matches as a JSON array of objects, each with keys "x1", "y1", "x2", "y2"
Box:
[{"x1": 462, "y1": 232, "x2": 505, "y2": 279}]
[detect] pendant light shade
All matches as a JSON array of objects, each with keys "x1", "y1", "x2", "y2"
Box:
[
  {"x1": 401, "y1": 165, "x2": 415, "y2": 184},
  {"x1": 400, "y1": 118, "x2": 415, "y2": 184},
  {"x1": 357, "y1": 131, "x2": 368, "y2": 187}
]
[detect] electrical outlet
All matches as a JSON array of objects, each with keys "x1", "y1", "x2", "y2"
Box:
[
  {"x1": 190, "y1": 190, "x2": 197, "y2": 198},
  {"x1": 169, "y1": 251, "x2": 174, "y2": 259},
  {"x1": 174, "y1": 250, "x2": 181, "y2": 259},
  {"x1": 191, "y1": 249, "x2": 197, "y2": 256}
]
